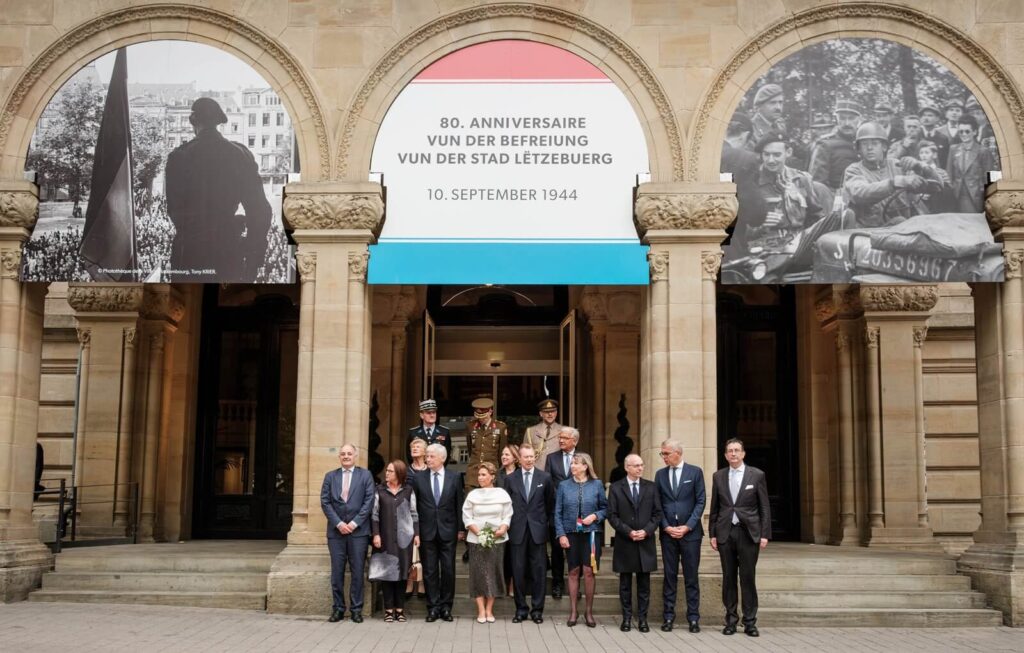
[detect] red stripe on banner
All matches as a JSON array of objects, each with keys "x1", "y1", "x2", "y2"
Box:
[{"x1": 415, "y1": 40, "x2": 607, "y2": 81}]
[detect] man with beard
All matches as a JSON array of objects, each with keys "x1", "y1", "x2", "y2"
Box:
[
  {"x1": 737, "y1": 132, "x2": 829, "y2": 249},
  {"x1": 748, "y1": 84, "x2": 785, "y2": 149},
  {"x1": 919, "y1": 104, "x2": 950, "y2": 167},
  {"x1": 809, "y1": 100, "x2": 862, "y2": 193},
  {"x1": 947, "y1": 114, "x2": 998, "y2": 213},
  {"x1": 842, "y1": 121, "x2": 943, "y2": 228}
]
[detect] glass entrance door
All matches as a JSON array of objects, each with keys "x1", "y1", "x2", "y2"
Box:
[{"x1": 193, "y1": 287, "x2": 298, "y2": 539}]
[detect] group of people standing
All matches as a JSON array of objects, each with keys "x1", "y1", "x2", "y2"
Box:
[{"x1": 321, "y1": 398, "x2": 772, "y2": 637}]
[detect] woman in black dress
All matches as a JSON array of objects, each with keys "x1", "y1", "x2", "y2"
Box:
[{"x1": 372, "y1": 460, "x2": 419, "y2": 622}]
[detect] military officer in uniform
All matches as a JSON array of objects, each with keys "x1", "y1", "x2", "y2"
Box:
[
  {"x1": 748, "y1": 84, "x2": 785, "y2": 150},
  {"x1": 407, "y1": 399, "x2": 451, "y2": 465},
  {"x1": 165, "y1": 97, "x2": 272, "y2": 282},
  {"x1": 523, "y1": 398, "x2": 561, "y2": 469},
  {"x1": 809, "y1": 100, "x2": 862, "y2": 193},
  {"x1": 465, "y1": 398, "x2": 508, "y2": 491}
]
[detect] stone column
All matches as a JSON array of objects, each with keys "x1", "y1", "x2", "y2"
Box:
[
  {"x1": 960, "y1": 181, "x2": 1024, "y2": 625},
  {"x1": 634, "y1": 182, "x2": 733, "y2": 494},
  {"x1": 68, "y1": 284, "x2": 143, "y2": 536},
  {"x1": 267, "y1": 182, "x2": 383, "y2": 615},
  {"x1": 0, "y1": 181, "x2": 51, "y2": 601},
  {"x1": 859, "y1": 285, "x2": 939, "y2": 550}
]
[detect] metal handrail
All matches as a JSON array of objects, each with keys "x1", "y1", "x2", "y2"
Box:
[{"x1": 36, "y1": 479, "x2": 140, "y2": 553}]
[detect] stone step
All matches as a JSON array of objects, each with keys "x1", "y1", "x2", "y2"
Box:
[
  {"x1": 28, "y1": 590, "x2": 267, "y2": 610},
  {"x1": 41, "y1": 571, "x2": 269, "y2": 593},
  {"x1": 54, "y1": 552, "x2": 278, "y2": 574},
  {"x1": 755, "y1": 607, "x2": 1004, "y2": 627}
]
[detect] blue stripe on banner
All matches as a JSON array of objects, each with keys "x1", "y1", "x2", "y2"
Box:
[{"x1": 367, "y1": 242, "x2": 650, "y2": 285}]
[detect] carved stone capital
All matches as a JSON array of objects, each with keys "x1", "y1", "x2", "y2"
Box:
[
  {"x1": 635, "y1": 184, "x2": 737, "y2": 237},
  {"x1": 815, "y1": 297, "x2": 836, "y2": 324},
  {"x1": 124, "y1": 327, "x2": 137, "y2": 348},
  {"x1": 283, "y1": 183, "x2": 384, "y2": 232},
  {"x1": 579, "y1": 290, "x2": 608, "y2": 322},
  {"x1": 67, "y1": 284, "x2": 144, "y2": 313},
  {"x1": 648, "y1": 251, "x2": 669, "y2": 282},
  {"x1": 76, "y1": 327, "x2": 91, "y2": 347},
  {"x1": 860, "y1": 285, "x2": 939, "y2": 313},
  {"x1": 701, "y1": 251, "x2": 723, "y2": 280},
  {"x1": 0, "y1": 182, "x2": 39, "y2": 230},
  {"x1": 833, "y1": 285, "x2": 863, "y2": 319},
  {"x1": 835, "y1": 330, "x2": 850, "y2": 353},
  {"x1": 0, "y1": 247, "x2": 21, "y2": 279},
  {"x1": 297, "y1": 252, "x2": 317, "y2": 282},
  {"x1": 912, "y1": 325, "x2": 929, "y2": 348},
  {"x1": 141, "y1": 286, "x2": 185, "y2": 323},
  {"x1": 1005, "y1": 249, "x2": 1024, "y2": 279},
  {"x1": 864, "y1": 326, "x2": 880, "y2": 349},
  {"x1": 985, "y1": 182, "x2": 1024, "y2": 231},
  {"x1": 348, "y1": 251, "x2": 369, "y2": 282}
]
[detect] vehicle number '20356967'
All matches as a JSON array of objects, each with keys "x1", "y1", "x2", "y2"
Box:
[{"x1": 856, "y1": 247, "x2": 960, "y2": 282}]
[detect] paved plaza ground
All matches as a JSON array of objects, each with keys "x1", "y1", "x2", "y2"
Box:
[{"x1": 1, "y1": 601, "x2": 1022, "y2": 652}]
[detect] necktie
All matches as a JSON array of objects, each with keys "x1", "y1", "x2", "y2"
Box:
[
  {"x1": 341, "y1": 469, "x2": 351, "y2": 501},
  {"x1": 524, "y1": 471, "x2": 532, "y2": 500},
  {"x1": 730, "y1": 469, "x2": 741, "y2": 524},
  {"x1": 426, "y1": 427, "x2": 433, "y2": 439},
  {"x1": 672, "y1": 467, "x2": 679, "y2": 493},
  {"x1": 564, "y1": 453, "x2": 571, "y2": 476},
  {"x1": 433, "y1": 472, "x2": 441, "y2": 505},
  {"x1": 631, "y1": 481, "x2": 639, "y2": 506}
]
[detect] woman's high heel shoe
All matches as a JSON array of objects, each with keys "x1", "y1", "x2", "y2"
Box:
[
  {"x1": 585, "y1": 615, "x2": 596, "y2": 628},
  {"x1": 567, "y1": 613, "x2": 578, "y2": 627}
]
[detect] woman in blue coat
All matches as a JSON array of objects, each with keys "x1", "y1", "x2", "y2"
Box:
[{"x1": 554, "y1": 452, "x2": 607, "y2": 628}]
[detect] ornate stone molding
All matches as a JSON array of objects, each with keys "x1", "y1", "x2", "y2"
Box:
[
  {"x1": 140, "y1": 286, "x2": 185, "y2": 323},
  {"x1": 984, "y1": 187, "x2": 1024, "y2": 231},
  {"x1": 0, "y1": 187, "x2": 38, "y2": 230},
  {"x1": 0, "y1": 6, "x2": 330, "y2": 176},
  {"x1": 701, "y1": 251, "x2": 723, "y2": 280},
  {"x1": 283, "y1": 186, "x2": 385, "y2": 232},
  {"x1": 124, "y1": 327, "x2": 137, "y2": 348},
  {"x1": 1005, "y1": 249, "x2": 1024, "y2": 280},
  {"x1": 76, "y1": 327, "x2": 91, "y2": 347},
  {"x1": 648, "y1": 251, "x2": 669, "y2": 282},
  {"x1": 336, "y1": 2, "x2": 683, "y2": 180},
  {"x1": 296, "y1": 252, "x2": 317, "y2": 282},
  {"x1": 635, "y1": 191, "x2": 737, "y2": 236},
  {"x1": 692, "y1": 3, "x2": 1024, "y2": 182},
  {"x1": 0, "y1": 247, "x2": 21, "y2": 279},
  {"x1": 579, "y1": 290, "x2": 608, "y2": 322},
  {"x1": 815, "y1": 297, "x2": 836, "y2": 324},
  {"x1": 67, "y1": 285, "x2": 144, "y2": 313},
  {"x1": 348, "y1": 251, "x2": 369, "y2": 282},
  {"x1": 864, "y1": 326, "x2": 880, "y2": 349},
  {"x1": 834, "y1": 286, "x2": 863, "y2": 318},
  {"x1": 912, "y1": 326, "x2": 929, "y2": 349},
  {"x1": 860, "y1": 285, "x2": 939, "y2": 313}
]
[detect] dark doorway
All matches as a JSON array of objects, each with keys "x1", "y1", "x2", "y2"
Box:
[
  {"x1": 193, "y1": 286, "x2": 298, "y2": 539},
  {"x1": 716, "y1": 286, "x2": 800, "y2": 541}
]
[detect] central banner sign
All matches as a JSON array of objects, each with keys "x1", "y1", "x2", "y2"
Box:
[{"x1": 368, "y1": 40, "x2": 650, "y2": 285}]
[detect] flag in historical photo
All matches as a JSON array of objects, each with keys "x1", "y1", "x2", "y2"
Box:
[{"x1": 78, "y1": 47, "x2": 136, "y2": 281}]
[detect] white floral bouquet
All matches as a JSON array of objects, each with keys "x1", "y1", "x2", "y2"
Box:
[{"x1": 478, "y1": 524, "x2": 497, "y2": 549}]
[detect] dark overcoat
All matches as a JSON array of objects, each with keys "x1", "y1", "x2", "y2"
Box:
[{"x1": 606, "y1": 477, "x2": 662, "y2": 573}]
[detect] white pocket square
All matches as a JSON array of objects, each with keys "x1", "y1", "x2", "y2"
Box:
[
  {"x1": 537, "y1": 484, "x2": 544, "y2": 487},
  {"x1": 683, "y1": 479, "x2": 692, "y2": 484},
  {"x1": 745, "y1": 484, "x2": 754, "y2": 490}
]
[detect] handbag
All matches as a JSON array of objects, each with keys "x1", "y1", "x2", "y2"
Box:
[{"x1": 368, "y1": 551, "x2": 400, "y2": 582}]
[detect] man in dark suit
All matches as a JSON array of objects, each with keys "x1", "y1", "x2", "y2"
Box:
[
  {"x1": 543, "y1": 426, "x2": 579, "y2": 599},
  {"x1": 411, "y1": 443, "x2": 465, "y2": 622},
  {"x1": 503, "y1": 442, "x2": 554, "y2": 623},
  {"x1": 607, "y1": 454, "x2": 662, "y2": 633},
  {"x1": 655, "y1": 439, "x2": 706, "y2": 633},
  {"x1": 709, "y1": 438, "x2": 771, "y2": 637},
  {"x1": 320, "y1": 443, "x2": 376, "y2": 623},
  {"x1": 406, "y1": 398, "x2": 451, "y2": 464}
]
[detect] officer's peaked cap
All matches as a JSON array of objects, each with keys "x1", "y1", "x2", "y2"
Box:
[
  {"x1": 472, "y1": 397, "x2": 494, "y2": 411},
  {"x1": 418, "y1": 399, "x2": 437, "y2": 412},
  {"x1": 538, "y1": 398, "x2": 559, "y2": 411}
]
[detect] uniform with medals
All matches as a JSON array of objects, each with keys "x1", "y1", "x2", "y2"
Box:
[
  {"x1": 406, "y1": 399, "x2": 451, "y2": 465},
  {"x1": 465, "y1": 398, "x2": 508, "y2": 490},
  {"x1": 523, "y1": 398, "x2": 561, "y2": 470}
]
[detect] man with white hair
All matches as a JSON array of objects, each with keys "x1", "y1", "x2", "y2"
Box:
[
  {"x1": 655, "y1": 439, "x2": 706, "y2": 633},
  {"x1": 543, "y1": 426, "x2": 580, "y2": 599},
  {"x1": 410, "y1": 443, "x2": 465, "y2": 622}
]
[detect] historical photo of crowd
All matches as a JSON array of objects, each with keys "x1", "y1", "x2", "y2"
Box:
[
  {"x1": 720, "y1": 38, "x2": 1004, "y2": 284},
  {"x1": 22, "y1": 41, "x2": 297, "y2": 283}
]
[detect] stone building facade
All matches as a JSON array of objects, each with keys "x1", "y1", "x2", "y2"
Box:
[{"x1": 0, "y1": 0, "x2": 1023, "y2": 626}]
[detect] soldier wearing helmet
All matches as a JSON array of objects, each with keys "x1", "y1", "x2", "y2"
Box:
[{"x1": 842, "y1": 121, "x2": 943, "y2": 228}]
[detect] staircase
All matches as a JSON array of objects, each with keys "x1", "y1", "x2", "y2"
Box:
[{"x1": 28, "y1": 541, "x2": 284, "y2": 610}]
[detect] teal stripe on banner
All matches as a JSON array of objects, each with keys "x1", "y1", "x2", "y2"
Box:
[{"x1": 367, "y1": 242, "x2": 650, "y2": 285}]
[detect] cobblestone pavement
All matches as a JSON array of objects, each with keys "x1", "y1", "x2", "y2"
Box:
[{"x1": 1, "y1": 602, "x2": 1023, "y2": 652}]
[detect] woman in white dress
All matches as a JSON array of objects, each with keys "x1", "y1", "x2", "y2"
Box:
[{"x1": 462, "y1": 461, "x2": 513, "y2": 623}]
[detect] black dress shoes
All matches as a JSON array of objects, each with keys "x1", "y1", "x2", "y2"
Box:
[
  {"x1": 425, "y1": 611, "x2": 439, "y2": 623},
  {"x1": 722, "y1": 624, "x2": 737, "y2": 636},
  {"x1": 637, "y1": 620, "x2": 650, "y2": 633},
  {"x1": 350, "y1": 612, "x2": 363, "y2": 623},
  {"x1": 531, "y1": 613, "x2": 544, "y2": 624},
  {"x1": 328, "y1": 608, "x2": 344, "y2": 623},
  {"x1": 660, "y1": 620, "x2": 673, "y2": 632},
  {"x1": 745, "y1": 625, "x2": 760, "y2": 637},
  {"x1": 620, "y1": 618, "x2": 632, "y2": 632},
  {"x1": 441, "y1": 609, "x2": 454, "y2": 622},
  {"x1": 512, "y1": 614, "x2": 525, "y2": 623},
  {"x1": 552, "y1": 585, "x2": 563, "y2": 599},
  {"x1": 689, "y1": 621, "x2": 700, "y2": 633}
]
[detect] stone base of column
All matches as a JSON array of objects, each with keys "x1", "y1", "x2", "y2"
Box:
[
  {"x1": 866, "y1": 526, "x2": 942, "y2": 551},
  {"x1": 958, "y1": 533, "x2": 1024, "y2": 626},
  {"x1": 832, "y1": 520, "x2": 861, "y2": 546},
  {"x1": 0, "y1": 540, "x2": 52, "y2": 602},
  {"x1": 266, "y1": 544, "x2": 332, "y2": 615}
]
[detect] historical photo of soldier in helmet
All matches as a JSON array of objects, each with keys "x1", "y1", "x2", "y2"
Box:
[
  {"x1": 22, "y1": 41, "x2": 297, "y2": 283},
  {"x1": 719, "y1": 39, "x2": 1004, "y2": 285}
]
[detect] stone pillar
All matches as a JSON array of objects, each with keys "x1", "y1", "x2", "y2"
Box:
[
  {"x1": 634, "y1": 182, "x2": 733, "y2": 495},
  {"x1": 68, "y1": 284, "x2": 143, "y2": 536},
  {"x1": 267, "y1": 182, "x2": 383, "y2": 615},
  {"x1": 0, "y1": 181, "x2": 51, "y2": 601},
  {"x1": 860, "y1": 285, "x2": 939, "y2": 550},
  {"x1": 960, "y1": 181, "x2": 1024, "y2": 625}
]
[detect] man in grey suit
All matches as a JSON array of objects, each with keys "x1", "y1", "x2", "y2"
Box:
[
  {"x1": 321, "y1": 443, "x2": 375, "y2": 623},
  {"x1": 709, "y1": 438, "x2": 771, "y2": 638}
]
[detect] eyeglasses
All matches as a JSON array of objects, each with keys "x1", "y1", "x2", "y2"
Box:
[{"x1": 659, "y1": 451, "x2": 671, "y2": 457}]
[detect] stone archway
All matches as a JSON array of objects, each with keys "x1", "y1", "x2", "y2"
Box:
[
  {"x1": 0, "y1": 4, "x2": 332, "y2": 183},
  {"x1": 334, "y1": 1, "x2": 686, "y2": 182}
]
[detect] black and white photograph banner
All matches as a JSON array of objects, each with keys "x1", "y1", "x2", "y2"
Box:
[
  {"x1": 22, "y1": 41, "x2": 297, "y2": 283},
  {"x1": 719, "y1": 38, "x2": 1004, "y2": 285}
]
